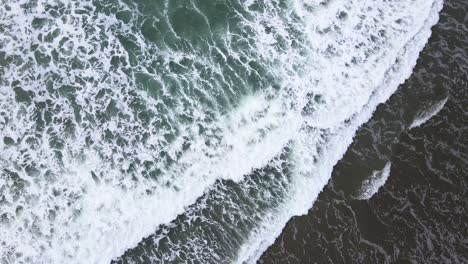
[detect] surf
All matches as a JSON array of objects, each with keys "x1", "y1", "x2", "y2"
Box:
[{"x1": 0, "y1": 0, "x2": 443, "y2": 263}]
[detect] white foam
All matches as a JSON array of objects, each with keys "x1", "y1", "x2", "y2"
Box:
[
  {"x1": 355, "y1": 162, "x2": 392, "y2": 200},
  {"x1": 410, "y1": 97, "x2": 448, "y2": 128},
  {"x1": 0, "y1": 1, "x2": 301, "y2": 262},
  {"x1": 234, "y1": 0, "x2": 443, "y2": 262},
  {"x1": 0, "y1": 0, "x2": 443, "y2": 263}
]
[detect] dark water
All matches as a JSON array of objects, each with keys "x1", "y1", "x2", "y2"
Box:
[{"x1": 260, "y1": 0, "x2": 468, "y2": 262}]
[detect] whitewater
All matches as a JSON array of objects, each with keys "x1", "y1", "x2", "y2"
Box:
[{"x1": 0, "y1": 0, "x2": 443, "y2": 263}]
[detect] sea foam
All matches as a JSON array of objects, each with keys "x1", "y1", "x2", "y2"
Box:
[
  {"x1": 410, "y1": 97, "x2": 448, "y2": 128},
  {"x1": 355, "y1": 162, "x2": 392, "y2": 200},
  {"x1": 0, "y1": 0, "x2": 443, "y2": 263}
]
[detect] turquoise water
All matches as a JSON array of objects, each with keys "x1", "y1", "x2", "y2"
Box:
[{"x1": 0, "y1": 0, "x2": 443, "y2": 263}]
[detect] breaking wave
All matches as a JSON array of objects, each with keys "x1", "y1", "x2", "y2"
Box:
[{"x1": 0, "y1": 0, "x2": 443, "y2": 263}]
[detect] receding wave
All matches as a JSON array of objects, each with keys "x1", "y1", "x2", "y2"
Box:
[{"x1": 0, "y1": 0, "x2": 443, "y2": 263}]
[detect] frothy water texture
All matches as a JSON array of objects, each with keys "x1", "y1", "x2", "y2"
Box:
[
  {"x1": 409, "y1": 97, "x2": 448, "y2": 129},
  {"x1": 0, "y1": 0, "x2": 443, "y2": 263},
  {"x1": 355, "y1": 162, "x2": 391, "y2": 200}
]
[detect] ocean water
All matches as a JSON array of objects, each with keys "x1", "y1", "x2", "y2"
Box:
[
  {"x1": 260, "y1": 0, "x2": 468, "y2": 262},
  {"x1": 0, "y1": 0, "x2": 444, "y2": 263}
]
